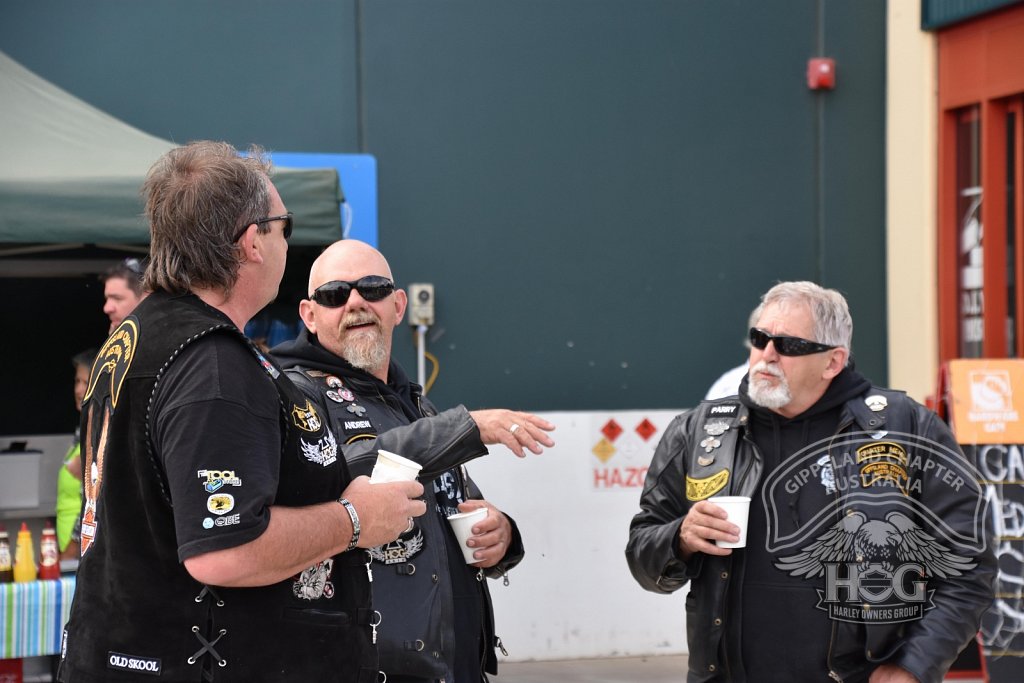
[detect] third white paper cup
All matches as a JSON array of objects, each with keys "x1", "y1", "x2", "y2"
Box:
[
  {"x1": 370, "y1": 449, "x2": 422, "y2": 483},
  {"x1": 447, "y1": 507, "x2": 488, "y2": 564},
  {"x1": 709, "y1": 495, "x2": 751, "y2": 548}
]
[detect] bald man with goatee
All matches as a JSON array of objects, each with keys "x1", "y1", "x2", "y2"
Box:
[{"x1": 273, "y1": 240, "x2": 555, "y2": 683}]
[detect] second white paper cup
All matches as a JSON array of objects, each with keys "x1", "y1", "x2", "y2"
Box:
[
  {"x1": 447, "y1": 507, "x2": 488, "y2": 564},
  {"x1": 370, "y1": 449, "x2": 422, "y2": 483},
  {"x1": 709, "y1": 495, "x2": 751, "y2": 548}
]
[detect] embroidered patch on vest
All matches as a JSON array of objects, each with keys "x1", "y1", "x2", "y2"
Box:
[
  {"x1": 857, "y1": 441, "x2": 910, "y2": 493},
  {"x1": 107, "y1": 652, "x2": 161, "y2": 676},
  {"x1": 686, "y1": 470, "x2": 730, "y2": 500},
  {"x1": 81, "y1": 322, "x2": 138, "y2": 556},
  {"x1": 856, "y1": 441, "x2": 908, "y2": 466},
  {"x1": 300, "y1": 430, "x2": 338, "y2": 466},
  {"x1": 369, "y1": 529, "x2": 425, "y2": 564},
  {"x1": 291, "y1": 400, "x2": 323, "y2": 432},
  {"x1": 293, "y1": 559, "x2": 335, "y2": 600},
  {"x1": 708, "y1": 403, "x2": 739, "y2": 416},
  {"x1": 84, "y1": 319, "x2": 138, "y2": 408}
]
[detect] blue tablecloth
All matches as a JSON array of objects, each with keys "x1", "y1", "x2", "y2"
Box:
[{"x1": 0, "y1": 577, "x2": 75, "y2": 659}]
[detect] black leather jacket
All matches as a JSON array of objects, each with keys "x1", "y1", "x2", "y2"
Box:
[
  {"x1": 273, "y1": 330, "x2": 523, "y2": 682},
  {"x1": 626, "y1": 388, "x2": 996, "y2": 683}
]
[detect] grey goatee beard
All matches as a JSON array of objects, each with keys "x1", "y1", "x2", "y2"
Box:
[
  {"x1": 747, "y1": 360, "x2": 791, "y2": 410},
  {"x1": 340, "y1": 314, "x2": 389, "y2": 374},
  {"x1": 343, "y1": 336, "x2": 388, "y2": 373}
]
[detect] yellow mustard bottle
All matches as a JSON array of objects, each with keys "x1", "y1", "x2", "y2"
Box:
[{"x1": 13, "y1": 522, "x2": 37, "y2": 583}]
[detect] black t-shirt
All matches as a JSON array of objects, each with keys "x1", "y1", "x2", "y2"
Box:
[{"x1": 150, "y1": 333, "x2": 280, "y2": 561}]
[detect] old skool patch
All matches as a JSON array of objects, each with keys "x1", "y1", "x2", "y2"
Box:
[{"x1": 107, "y1": 652, "x2": 161, "y2": 676}]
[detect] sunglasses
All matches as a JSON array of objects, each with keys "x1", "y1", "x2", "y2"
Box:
[
  {"x1": 310, "y1": 275, "x2": 396, "y2": 308},
  {"x1": 233, "y1": 212, "x2": 293, "y2": 242},
  {"x1": 749, "y1": 327, "x2": 837, "y2": 357}
]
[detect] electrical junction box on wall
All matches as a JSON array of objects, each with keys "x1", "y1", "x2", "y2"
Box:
[{"x1": 408, "y1": 283, "x2": 435, "y2": 326}]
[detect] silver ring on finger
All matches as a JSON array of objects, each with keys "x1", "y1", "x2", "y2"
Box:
[
  {"x1": 509, "y1": 423, "x2": 521, "y2": 435},
  {"x1": 405, "y1": 517, "x2": 415, "y2": 533}
]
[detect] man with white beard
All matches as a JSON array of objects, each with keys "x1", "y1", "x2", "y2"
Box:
[{"x1": 627, "y1": 281, "x2": 995, "y2": 683}]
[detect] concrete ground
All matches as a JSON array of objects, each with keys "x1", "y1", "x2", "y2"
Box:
[
  {"x1": 494, "y1": 655, "x2": 688, "y2": 683},
  {"x1": 493, "y1": 655, "x2": 987, "y2": 683}
]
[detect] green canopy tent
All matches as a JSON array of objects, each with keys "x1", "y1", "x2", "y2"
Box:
[
  {"x1": 0, "y1": 51, "x2": 343, "y2": 435},
  {"x1": 0, "y1": 50, "x2": 342, "y2": 250}
]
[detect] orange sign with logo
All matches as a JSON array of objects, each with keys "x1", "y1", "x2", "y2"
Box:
[{"x1": 948, "y1": 359, "x2": 1024, "y2": 444}]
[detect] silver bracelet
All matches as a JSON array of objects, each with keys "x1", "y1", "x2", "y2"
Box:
[{"x1": 338, "y1": 497, "x2": 360, "y2": 552}]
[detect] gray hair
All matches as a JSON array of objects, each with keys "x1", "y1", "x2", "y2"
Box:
[
  {"x1": 753, "y1": 281, "x2": 853, "y2": 350},
  {"x1": 743, "y1": 306, "x2": 759, "y2": 349},
  {"x1": 142, "y1": 140, "x2": 272, "y2": 295}
]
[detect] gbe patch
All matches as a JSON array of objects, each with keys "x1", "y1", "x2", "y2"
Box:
[{"x1": 203, "y1": 514, "x2": 240, "y2": 529}]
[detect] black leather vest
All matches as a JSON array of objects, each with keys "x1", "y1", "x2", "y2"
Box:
[
  {"x1": 288, "y1": 367, "x2": 458, "y2": 681},
  {"x1": 59, "y1": 292, "x2": 375, "y2": 683}
]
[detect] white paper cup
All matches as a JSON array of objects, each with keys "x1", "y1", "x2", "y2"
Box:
[
  {"x1": 709, "y1": 495, "x2": 751, "y2": 548},
  {"x1": 447, "y1": 507, "x2": 488, "y2": 564},
  {"x1": 370, "y1": 449, "x2": 422, "y2": 483}
]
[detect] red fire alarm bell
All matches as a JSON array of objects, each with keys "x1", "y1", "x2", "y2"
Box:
[{"x1": 807, "y1": 58, "x2": 836, "y2": 90}]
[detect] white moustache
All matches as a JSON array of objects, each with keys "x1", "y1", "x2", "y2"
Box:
[{"x1": 752, "y1": 360, "x2": 782, "y2": 378}]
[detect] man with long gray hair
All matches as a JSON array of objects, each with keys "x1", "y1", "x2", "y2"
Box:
[
  {"x1": 627, "y1": 281, "x2": 995, "y2": 682},
  {"x1": 59, "y1": 141, "x2": 426, "y2": 682}
]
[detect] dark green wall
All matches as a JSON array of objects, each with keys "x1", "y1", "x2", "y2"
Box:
[{"x1": 0, "y1": 0, "x2": 887, "y2": 431}]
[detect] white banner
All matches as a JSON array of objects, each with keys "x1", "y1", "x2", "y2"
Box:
[{"x1": 466, "y1": 409, "x2": 688, "y2": 662}]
